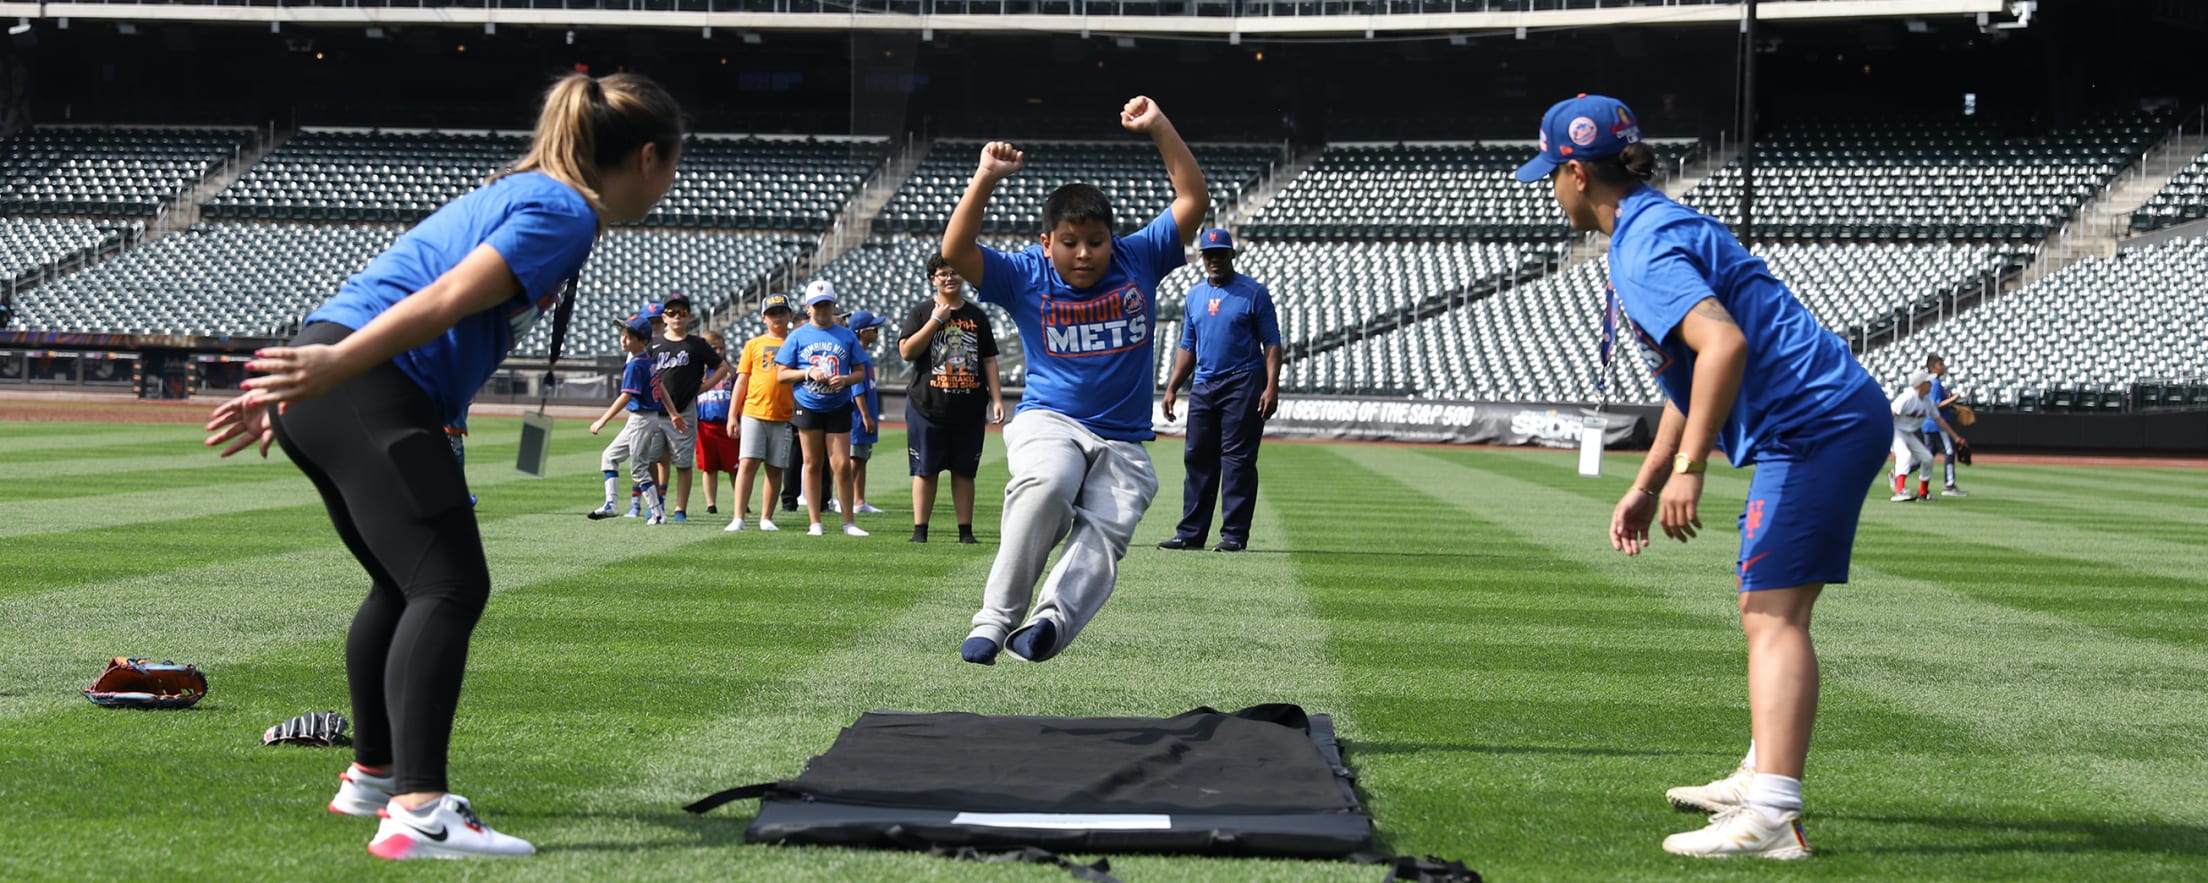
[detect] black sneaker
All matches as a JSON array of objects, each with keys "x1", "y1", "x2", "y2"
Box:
[
  {"x1": 1214, "y1": 540, "x2": 1247, "y2": 552},
  {"x1": 959, "y1": 533, "x2": 980, "y2": 545},
  {"x1": 706, "y1": 505, "x2": 718, "y2": 515},
  {"x1": 1157, "y1": 537, "x2": 1200, "y2": 550}
]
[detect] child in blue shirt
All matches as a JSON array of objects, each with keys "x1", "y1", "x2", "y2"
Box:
[
  {"x1": 586, "y1": 315, "x2": 671, "y2": 523},
  {"x1": 938, "y1": 96, "x2": 1208, "y2": 665},
  {"x1": 774, "y1": 280, "x2": 876, "y2": 537},
  {"x1": 843, "y1": 309, "x2": 887, "y2": 515},
  {"x1": 1516, "y1": 93, "x2": 1887, "y2": 860},
  {"x1": 203, "y1": 72, "x2": 683, "y2": 860}
]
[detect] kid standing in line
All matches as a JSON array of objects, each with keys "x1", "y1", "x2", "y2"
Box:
[
  {"x1": 774, "y1": 280, "x2": 875, "y2": 537},
  {"x1": 939, "y1": 96, "x2": 1207, "y2": 665},
  {"x1": 693, "y1": 329, "x2": 739, "y2": 514},
  {"x1": 587, "y1": 315, "x2": 671, "y2": 523},
  {"x1": 844, "y1": 309, "x2": 888, "y2": 515},
  {"x1": 726, "y1": 292, "x2": 797, "y2": 532}
]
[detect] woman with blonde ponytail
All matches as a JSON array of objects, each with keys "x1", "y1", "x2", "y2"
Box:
[{"x1": 204, "y1": 72, "x2": 682, "y2": 861}]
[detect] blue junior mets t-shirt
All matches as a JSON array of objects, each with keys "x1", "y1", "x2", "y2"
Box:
[
  {"x1": 979, "y1": 209, "x2": 1184, "y2": 441},
  {"x1": 305, "y1": 171, "x2": 597, "y2": 426},
  {"x1": 775, "y1": 322, "x2": 873, "y2": 412},
  {"x1": 620, "y1": 354, "x2": 663, "y2": 413},
  {"x1": 849, "y1": 361, "x2": 881, "y2": 445},
  {"x1": 695, "y1": 372, "x2": 734, "y2": 423},
  {"x1": 1608, "y1": 184, "x2": 1879, "y2": 466},
  {"x1": 1179, "y1": 273, "x2": 1281, "y2": 385}
]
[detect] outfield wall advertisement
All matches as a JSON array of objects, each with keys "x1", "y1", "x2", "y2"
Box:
[{"x1": 1152, "y1": 398, "x2": 1657, "y2": 449}]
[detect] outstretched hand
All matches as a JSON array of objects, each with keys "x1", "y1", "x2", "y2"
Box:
[
  {"x1": 204, "y1": 392, "x2": 276, "y2": 459},
  {"x1": 1121, "y1": 96, "x2": 1169, "y2": 135},
  {"x1": 977, "y1": 141, "x2": 1024, "y2": 182},
  {"x1": 241, "y1": 343, "x2": 349, "y2": 407}
]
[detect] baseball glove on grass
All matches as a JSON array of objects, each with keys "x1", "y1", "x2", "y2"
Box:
[{"x1": 84, "y1": 657, "x2": 208, "y2": 709}]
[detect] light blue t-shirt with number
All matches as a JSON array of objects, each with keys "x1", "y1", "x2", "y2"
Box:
[
  {"x1": 775, "y1": 322, "x2": 873, "y2": 412},
  {"x1": 306, "y1": 171, "x2": 597, "y2": 426},
  {"x1": 979, "y1": 209, "x2": 1183, "y2": 442},
  {"x1": 1607, "y1": 184, "x2": 1880, "y2": 466}
]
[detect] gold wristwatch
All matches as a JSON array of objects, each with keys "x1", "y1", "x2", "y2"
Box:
[{"x1": 1673, "y1": 453, "x2": 1707, "y2": 475}]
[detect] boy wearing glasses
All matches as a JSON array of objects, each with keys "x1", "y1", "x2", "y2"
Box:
[{"x1": 649, "y1": 292, "x2": 729, "y2": 522}]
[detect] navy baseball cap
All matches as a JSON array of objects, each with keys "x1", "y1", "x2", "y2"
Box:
[
  {"x1": 1514, "y1": 93, "x2": 1643, "y2": 183},
  {"x1": 847, "y1": 309, "x2": 884, "y2": 332},
  {"x1": 760, "y1": 292, "x2": 793, "y2": 315},
  {"x1": 660, "y1": 292, "x2": 694, "y2": 312},
  {"x1": 1198, "y1": 228, "x2": 1236, "y2": 252}
]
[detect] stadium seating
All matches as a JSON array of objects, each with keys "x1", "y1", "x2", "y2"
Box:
[
  {"x1": 1, "y1": 127, "x2": 246, "y2": 218},
  {"x1": 1751, "y1": 242, "x2": 2026, "y2": 345},
  {"x1": 513, "y1": 229, "x2": 814, "y2": 359},
  {"x1": 8, "y1": 222, "x2": 806, "y2": 357},
  {"x1": 871, "y1": 140, "x2": 1278, "y2": 236},
  {"x1": 1858, "y1": 235, "x2": 2208, "y2": 412},
  {"x1": 1, "y1": 219, "x2": 137, "y2": 293},
  {"x1": 1244, "y1": 143, "x2": 1575, "y2": 241},
  {"x1": 2129, "y1": 149, "x2": 2208, "y2": 233},
  {"x1": 9, "y1": 223, "x2": 400, "y2": 338},
  {"x1": 1684, "y1": 111, "x2": 2170, "y2": 241},
  {"x1": 1151, "y1": 239, "x2": 1560, "y2": 386},
  {"x1": 204, "y1": 131, "x2": 885, "y2": 231}
]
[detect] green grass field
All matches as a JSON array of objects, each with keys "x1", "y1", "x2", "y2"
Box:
[{"x1": 3, "y1": 416, "x2": 2204, "y2": 881}]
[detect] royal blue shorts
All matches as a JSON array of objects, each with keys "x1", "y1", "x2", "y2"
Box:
[{"x1": 1735, "y1": 386, "x2": 1891, "y2": 592}]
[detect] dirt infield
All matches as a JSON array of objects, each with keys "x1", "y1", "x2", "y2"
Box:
[{"x1": 5, "y1": 390, "x2": 2205, "y2": 469}]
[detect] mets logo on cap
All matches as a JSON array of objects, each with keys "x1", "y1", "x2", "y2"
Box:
[{"x1": 1568, "y1": 116, "x2": 1599, "y2": 146}]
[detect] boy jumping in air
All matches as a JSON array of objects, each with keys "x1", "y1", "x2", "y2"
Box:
[{"x1": 940, "y1": 95, "x2": 1207, "y2": 664}]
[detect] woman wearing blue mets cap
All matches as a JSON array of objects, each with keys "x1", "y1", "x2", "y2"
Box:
[{"x1": 1517, "y1": 93, "x2": 1889, "y2": 859}]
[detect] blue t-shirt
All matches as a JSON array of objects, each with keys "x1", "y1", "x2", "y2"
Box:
[
  {"x1": 1608, "y1": 184, "x2": 1879, "y2": 466},
  {"x1": 849, "y1": 361, "x2": 881, "y2": 445},
  {"x1": 695, "y1": 371, "x2": 733, "y2": 422},
  {"x1": 1179, "y1": 273, "x2": 1281, "y2": 385},
  {"x1": 775, "y1": 322, "x2": 873, "y2": 412},
  {"x1": 620, "y1": 354, "x2": 663, "y2": 413},
  {"x1": 306, "y1": 171, "x2": 597, "y2": 426},
  {"x1": 979, "y1": 210, "x2": 1184, "y2": 441},
  {"x1": 1921, "y1": 377, "x2": 1949, "y2": 434}
]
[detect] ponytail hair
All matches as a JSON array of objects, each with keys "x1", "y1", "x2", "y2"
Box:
[
  {"x1": 497, "y1": 72, "x2": 684, "y2": 218},
  {"x1": 1585, "y1": 141, "x2": 1660, "y2": 188}
]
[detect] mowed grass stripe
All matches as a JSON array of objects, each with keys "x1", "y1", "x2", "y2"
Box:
[
  {"x1": 0, "y1": 422, "x2": 197, "y2": 454},
  {"x1": 1349, "y1": 447, "x2": 2208, "y2": 877}
]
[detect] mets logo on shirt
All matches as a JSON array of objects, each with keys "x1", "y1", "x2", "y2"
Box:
[
  {"x1": 1207, "y1": 297, "x2": 1222, "y2": 316},
  {"x1": 1568, "y1": 116, "x2": 1599, "y2": 146},
  {"x1": 1042, "y1": 282, "x2": 1151, "y2": 357}
]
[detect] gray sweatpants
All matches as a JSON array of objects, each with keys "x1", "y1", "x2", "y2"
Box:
[{"x1": 969, "y1": 409, "x2": 1159, "y2": 653}]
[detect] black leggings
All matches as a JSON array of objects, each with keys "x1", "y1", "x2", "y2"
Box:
[{"x1": 270, "y1": 323, "x2": 486, "y2": 795}]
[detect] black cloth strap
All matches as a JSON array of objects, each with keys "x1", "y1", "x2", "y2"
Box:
[
  {"x1": 682, "y1": 782, "x2": 783, "y2": 815},
  {"x1": 925, "y1": 845, "x2": 1121, "y2": 883},
  {"x1": 1350, "y1": 850, "x2": 1483, "y2": 883},
  {"x1": 538, "y1": 275, "x2": 578, "y2": 412}
]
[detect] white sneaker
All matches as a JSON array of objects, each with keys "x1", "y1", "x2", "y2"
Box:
[
  {"x1": 1662, "y1": 806, "x2": 1811, "y2": 860},
  {"x1": 759, "y1": 519, "x2": 780, "y2": 532},
  {"x1": 1889, "y1": 492, "x2": 1915, "y2": 502},
  {"x1": 1942, "y1": 486, "x2": 1969, "y2": 497},
  {"x1": 796, "y1": 495, "x2": 808, "y2": 507},
  {"x1": 1665, "y1": 765, "x2": 1754, "y2": 813},
  {"x1": 842, "y1": 523, "x2": 870, "y2": 537},
  {"x1": 328, "y1": 764, "x2": 394, "y2": 817},
  {"x1": 646, "y1": 514, "x2": 665, "y2": 525},
  {"x1": 807, "y1": 523, "x2": 825, "y2": 536},
  {"x1": 724, "y1": 518, "x2": 745, "y2": 533},
  {"x1": 855, "y1": 503, "x2": 885, "y2": 514},
  {"x1": 827, "y1": 498, "x2": 841, "y2": 513},
  {"x1": 367, "y1": 794, "x2": 535, "y2": 860}
]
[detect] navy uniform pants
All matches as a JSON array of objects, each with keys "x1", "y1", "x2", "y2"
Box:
[{"x1": 1173, "y1": 368, "x2": 1266, "y2": 545}]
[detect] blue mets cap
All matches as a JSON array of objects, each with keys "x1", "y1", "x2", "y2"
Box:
[
  {"x1": 847, "y1": 309, "x2": 884, "y2": 332},
  {"x1": 760, "y1": 292, "x2": 793, "y2": 315},
  {"x1": 1198, "y1": 228, "x2": 1236, "y2": 252},
  {"x1": 639, "y1": 302, "x2": 665, "y2": 321},
  {"x1": 619, "y1": 313, "x2": 654, "y2": 336},
  {"x1": 1514, "y1": 93, "x2": 1643, "y2": 183}
]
